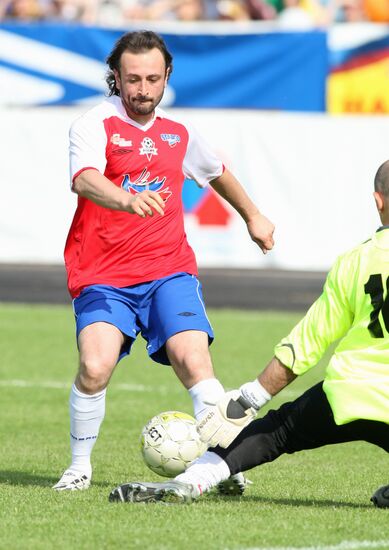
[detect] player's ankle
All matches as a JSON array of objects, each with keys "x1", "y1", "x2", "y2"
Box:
[
  {"x1": 175, "y1": 475, "x2": 204, "y2": 496},
  {"x1": 69, "y1": 463, "x2": 92, "y2": 479},
  {"x1": 176, "y1": 451, "x2": 230, "y2": 493}
]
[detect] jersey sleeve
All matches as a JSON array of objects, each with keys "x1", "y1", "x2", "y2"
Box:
[
  {"x1": 275, "y1": 254, "x2": 354, "y2": 375},
  {"x1": 182, "y1": 123, "x2": 224, "y2": 188},
  {"x1": 69, "y1": 112, "x2": 108, "y2": 187}
]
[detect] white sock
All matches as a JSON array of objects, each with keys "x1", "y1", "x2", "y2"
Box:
[
  {"x1": 188, "y1": 378, "x2": 225, "y2": 419},
  {"x1": 69, "y1": 384, "x2": 106, "y2": 478},
  {"x1": 176, "y1": 451, "x2": 230, "y2": 495}
]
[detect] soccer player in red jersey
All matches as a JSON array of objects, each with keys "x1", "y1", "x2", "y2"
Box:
[{"x1": 53, "y1": 30, "x2": 274, "y2": 491}]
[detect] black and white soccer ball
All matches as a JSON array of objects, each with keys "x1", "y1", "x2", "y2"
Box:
[{"x1": 140, "y1": 411, "x2": 206, "y2": 478}]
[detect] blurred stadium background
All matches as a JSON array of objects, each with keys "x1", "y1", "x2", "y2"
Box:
[{"x1": 3, "y1": 3, "x2": 389, "y2": 306}]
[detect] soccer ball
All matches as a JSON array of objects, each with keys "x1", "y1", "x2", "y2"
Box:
[{"x1": 140, "y1": 411, "x2": 206, "y2": 478}]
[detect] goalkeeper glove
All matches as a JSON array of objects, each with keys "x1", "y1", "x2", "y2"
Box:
[{"x1": 197, "y1": 381, "x2": 271, "y2": 449}]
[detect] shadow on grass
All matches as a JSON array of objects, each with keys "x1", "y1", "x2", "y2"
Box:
[
  {"x1": 0, "y1": 471, "x2": 112, "y2": 488},
  {"x1": 205, "y1": 493, "x2": 373, "y2": 509},
  {"x1": 0, "y1": 472, "x2": 376, "y2": 509}
]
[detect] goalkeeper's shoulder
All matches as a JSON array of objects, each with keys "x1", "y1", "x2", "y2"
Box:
[{"x1": 327, "y1": 237, "x2": 373, "y2": 288}]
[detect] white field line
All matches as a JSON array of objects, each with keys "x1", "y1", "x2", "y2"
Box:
[
  {"x1": 0, "y1": 379, "x2": 171, "y2": 393},
  {"x1": 0, "y1": 379, "x2": 301, "y2": 399},
  {"x1": 230, "y1": 540, "x2": 389, "y2": 550}
]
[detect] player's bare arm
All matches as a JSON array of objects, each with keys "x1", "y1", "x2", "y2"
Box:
[
  {"x1": 257, "y1": 356, "x2": 297, "y2": 396},
  {"x1": 73, "y1": 169, "x2": 165, "y2": 217},
  {"x1": 210, "y1": 169, "x2": 275, "y2": 254}
]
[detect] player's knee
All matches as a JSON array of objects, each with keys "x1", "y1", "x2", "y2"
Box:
[
  {"x1": 78, "y1": 356, "x2": 113, "y2": 393},
  {"x1": 181, "y1": 348, "x2": 212, "y2": 376}
]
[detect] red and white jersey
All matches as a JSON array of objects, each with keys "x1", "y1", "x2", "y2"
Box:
[{"x1": 65, "y1": 95, "x2": 224, "y2": 298}]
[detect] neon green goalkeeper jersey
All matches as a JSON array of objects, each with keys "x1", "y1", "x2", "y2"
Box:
[{"x1": 275, "y1": 227, "x2": 389, "y2": 425}]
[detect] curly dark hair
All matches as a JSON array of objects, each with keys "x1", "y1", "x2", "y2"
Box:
[{"x1": 106, "y1": 30, "x2": 173, "y2": 97}]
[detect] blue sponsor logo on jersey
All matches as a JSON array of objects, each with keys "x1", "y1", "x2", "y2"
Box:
[
  {"x1": 121, "y1": 168, "x2": 166, "y2": 193},
  {"x1": 160, "y1": 133, "x2": 181, "y2": 147}
]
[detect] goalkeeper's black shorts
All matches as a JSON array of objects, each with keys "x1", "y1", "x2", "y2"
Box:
[{"x1": 214, "y1": 381, "x2": 389, "y2": 475}]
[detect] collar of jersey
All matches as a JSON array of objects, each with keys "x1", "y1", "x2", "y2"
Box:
[
  {"x1": 372, "y1": 225, "x2": 389, "y2": 250},
  {"x1": 110, "y1": 95, "x2": 163, "y2": 131}
]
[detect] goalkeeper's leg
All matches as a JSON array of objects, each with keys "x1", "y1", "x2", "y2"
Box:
[
  {"x1": 174, "y1": 383, "x2": 331, "y2": 495},
  {"x1": 213, "y1": 382, "x2": 355, "y2": 475},
  {"x1": 109, "y1": 383, "x2": 389, "y2": 504},
  {"x1": 213, "y1": 382, "x2": 389, "y2": 508}
]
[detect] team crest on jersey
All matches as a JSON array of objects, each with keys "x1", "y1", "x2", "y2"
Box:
[
  {"x1": 160, "y1": 133, "x2": 181, "y2": 147},
  {"x1": 110, "y1": 133, "x2": 133, "y2": 147},
  {"x1": 139, "y1": 137, "x2": 158, "y2": 161},
  {"x1": 121, "y1": 168, "x2": 172, "y2": 202}
]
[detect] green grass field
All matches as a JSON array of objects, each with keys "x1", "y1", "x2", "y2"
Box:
[{"x1": 1, "y1": 303, "x2": 389, "y2": 550}]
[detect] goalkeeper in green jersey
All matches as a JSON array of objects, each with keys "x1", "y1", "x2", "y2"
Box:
[{"x1": 110, "y1": 160, "x2": 389, "y2": 507}]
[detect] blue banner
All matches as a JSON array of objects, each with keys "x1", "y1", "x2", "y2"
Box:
[
  {"x1": 0, "y1": 23, "x2": 327, "y2": 111},
  {"x1": 165, "y1": 31, "x2": 327, "y2": 111}
]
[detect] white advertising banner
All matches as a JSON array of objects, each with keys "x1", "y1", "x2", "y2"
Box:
[{"x1": 0, "y1": 106, "x2": 386, "y2": 270}]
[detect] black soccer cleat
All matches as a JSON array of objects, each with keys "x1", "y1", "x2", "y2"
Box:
[
  {"x1": 109, "y1": 480, "x2": 196, "y2": 504},
  {"x1": 217, "y1": 472, "x2": 252, "y2": 496},
  {"x1": 371, "y1": 484, "x2": 389, "y2": 508}
]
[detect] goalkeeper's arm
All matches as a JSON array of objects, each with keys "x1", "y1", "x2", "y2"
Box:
[
  {"x1": 198, "y1": 252, "x2": 352, "y2": 449},
  {"x1": 197, "y1": 357, "x2": 296, "y2": 449},
  {"x1": 254, "y1": 356, "x2": 297, "y2": 399}
]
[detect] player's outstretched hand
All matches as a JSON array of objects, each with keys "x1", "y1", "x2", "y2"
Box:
[
  {"x1": 196, "y1": 390, "x2": 257, "y2": 449},
  {"x1": 247, "y1": 212, "x2": 275, "y2": 254},
  {"x1": 127, "y1": 190, "x2": 165, "y2": 218}
]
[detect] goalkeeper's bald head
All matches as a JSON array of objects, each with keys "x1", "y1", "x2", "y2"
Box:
[
  {"x1": 374, "y1": 160, "x2": 389, "y2": 197},
  {"x1": 374, "y1": 161, "x2": 389, "y2": 225}
]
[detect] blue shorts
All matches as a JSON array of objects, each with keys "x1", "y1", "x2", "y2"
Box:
[{"x1": 73, "y1": 272, "x2": 214, "y2": 365}]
